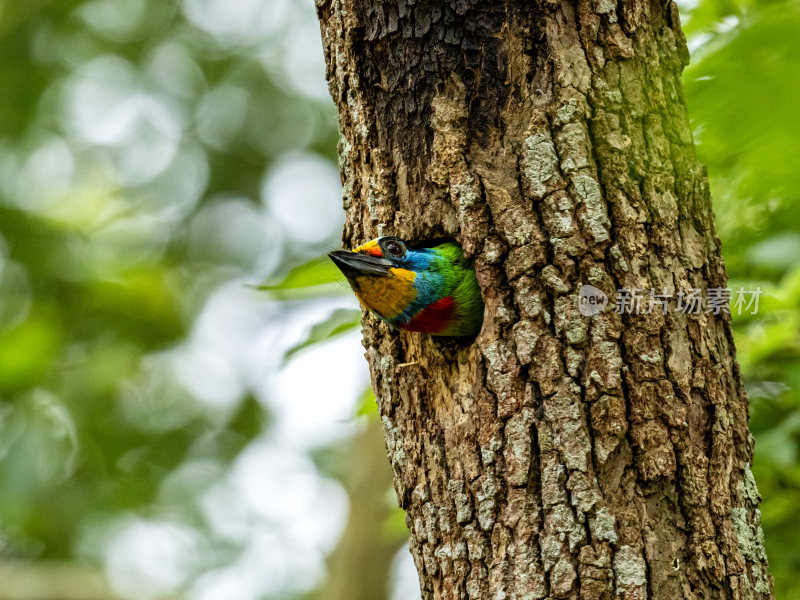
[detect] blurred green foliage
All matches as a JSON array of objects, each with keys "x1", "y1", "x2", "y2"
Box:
[
  {"x1": 0, "y1": 0, "x2": 797, "y2": 598},
  {"x1": 0, "y1": 1, "x2": 352, "y2": 597}
]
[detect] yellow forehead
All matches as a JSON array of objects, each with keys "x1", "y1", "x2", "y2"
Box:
[{"x1": 353, "y1": 239, "x2": 383, "y2": 257}]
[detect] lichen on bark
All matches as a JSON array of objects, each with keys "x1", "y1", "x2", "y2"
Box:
[{"x1": 316, "y1": 0, "x2": 774, "y2": 598}]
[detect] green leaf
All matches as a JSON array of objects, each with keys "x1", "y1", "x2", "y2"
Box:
[
  {"x1": 284, "y1": 308, "x2": 362, "y2": 361},
  {"x1": 382, "y1": 506, "x2": 410, "y2": 541},
  {"x1": 356, "y1": 386, "x2": 378, "y2": 417},
  {"x1": 258, "y1": 258, "x2": 341, "y2": 290},
  {"x1": 255, "y1": 257, "x2": 350, "y2": 300}
]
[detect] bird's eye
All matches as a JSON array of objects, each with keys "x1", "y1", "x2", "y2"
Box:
[{"x1": 384, "y1": 240, "x2": 403, "y2": 257}]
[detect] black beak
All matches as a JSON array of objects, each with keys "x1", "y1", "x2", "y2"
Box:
[{"x1": 328, "y1": 250, "x2": 393, "y2": 279}]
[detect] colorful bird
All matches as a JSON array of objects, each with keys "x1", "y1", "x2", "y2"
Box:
[{"x1": 328, "y1": 236, "x2": 484, "y2": 337}]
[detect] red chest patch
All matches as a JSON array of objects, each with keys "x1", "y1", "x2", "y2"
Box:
[{"x1": 401, "y1": 296, "x2": 456, "y2": 333}]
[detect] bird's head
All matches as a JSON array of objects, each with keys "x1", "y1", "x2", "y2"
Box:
[{"x1": 328, "y1": 237, "x2": 429, "y2": 321}]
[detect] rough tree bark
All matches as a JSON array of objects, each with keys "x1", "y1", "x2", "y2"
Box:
[{"x1": 316, "y1": 1, "x2": 774, "y2": 599}]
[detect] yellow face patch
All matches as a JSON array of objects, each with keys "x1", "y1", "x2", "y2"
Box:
[{"x1": 353, "y1": 268, "x2": 416, "y2": 319}]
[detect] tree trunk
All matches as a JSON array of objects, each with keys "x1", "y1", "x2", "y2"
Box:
[
  {"x1": 325, "y1": 416, "x2": 404, "y2": 600},
  {"x1": 316, "y1": 1, "x2": 774, "y2": 599}
]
